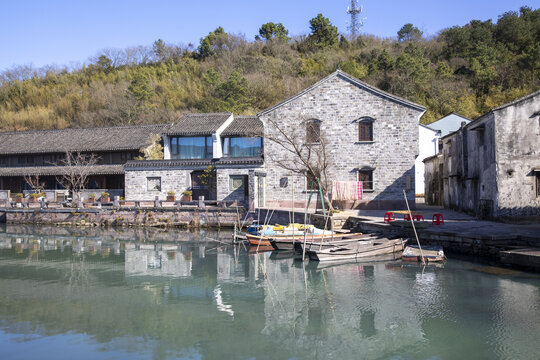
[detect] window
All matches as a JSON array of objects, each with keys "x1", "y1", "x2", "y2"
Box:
[
  {"x1": 229, "y1": 175, "x2": 248, "y2": 195},
  {"x1": 305, "y1": 172, "x2": 318, "y2": 191},
  {"x1": 223, "y1": 137, "x2": 263, "y2": 157},
  {"x1": 305, "y1": 119, "x2": 321, "y2": 143},
  {"x1": 170, "y1": 136, "x2": 213, "y2": 159},
  {"x1": 358, "y1": 169, "x2": 373, "y2": 190},
  {"x1": 358, "y1": 119, "x2": 373, "y2": 142},
  {"x1": 147, "y1": 177, "x2": 161, "y2": 191}
]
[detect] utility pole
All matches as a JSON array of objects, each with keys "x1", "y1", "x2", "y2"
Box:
[{"x1": 347, "y1": 0, "x2": 366, "y2": 40}]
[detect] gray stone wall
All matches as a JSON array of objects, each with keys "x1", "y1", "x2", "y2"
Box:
[
  {"x1": 494, "y1": 94, "x2": 540, "y2": 216},
  {"x1": 125, "y1": 169, "x2": 190, "y2": 200},
  {"x1": 259, "y1": 72, "x2": 424, "y2": 209},
  {"x1": 216, "y1": 166, "x2": 263, "y2": 208}
]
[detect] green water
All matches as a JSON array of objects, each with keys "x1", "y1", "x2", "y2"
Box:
[{"x1": 0, "y1": 224, "x2": 539, "y2": 360}]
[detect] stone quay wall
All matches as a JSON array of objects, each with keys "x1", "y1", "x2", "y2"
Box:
[{"x1": 0, "y1": 207, "x2": 246, "y2": 229}]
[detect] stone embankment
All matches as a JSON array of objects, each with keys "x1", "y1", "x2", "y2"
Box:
[{"x1": 0, "y1": 207, "x2": 246, "y2": 228}]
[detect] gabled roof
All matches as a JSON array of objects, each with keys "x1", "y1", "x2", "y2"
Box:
[
  {"x1": 167, "y1": 113, "x2": 232, "y2": 136},
  {"x1": 258, "y1": 70, "x2": 426, "y2": 116},
  {"x1": 427, "y1": 113, "x2": 471, "y2": 137},
  {"x1": 0, "y1": 124, "x2": 169, "y2": 155},
  {"x1": 221, "y1": 116, "x2": 263, "y2": 136},
  {"x1": 419, "y1": 123, "x2": 440, "y2": 134}
]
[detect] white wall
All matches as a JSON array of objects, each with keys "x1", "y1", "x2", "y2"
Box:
[{"x1": 416, "y1": 125, "x2": 439, "y2": 195}]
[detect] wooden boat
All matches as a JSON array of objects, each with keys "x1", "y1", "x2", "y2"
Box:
[
  {"x1": 402, "y1": 245, "x2": 446, "y2": 262},
  {"x1": 305, "y1": 238, "x2": 407, "y2": 262},
  {"x1": 271, "y1": 232, "x2": 373, "y2": 251},
  {"x1": 246, "y1": 226, "x2": 335, "y2": 247},
  {"x1": 306, "y1": 251, "x2": 403, "y2": 270}
]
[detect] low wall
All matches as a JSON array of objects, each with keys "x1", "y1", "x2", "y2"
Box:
[{"x1": 1, "y1": 207, "x2": 247, "y2": 228}]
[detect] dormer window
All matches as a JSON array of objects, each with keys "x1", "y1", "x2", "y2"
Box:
[
  {"x1": 170, "y1": 136, "x2": 212, "y2": 159},
  {"x1": 223, "y1": 137, "x2": 263, "y2": 157},
  {"x1": 305, "y1": 119, "x2": 321, "y2": 143}
]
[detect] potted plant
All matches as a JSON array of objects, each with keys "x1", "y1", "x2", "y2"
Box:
[
  {"x1": 167, "y1": 190, "x2": 176, "y2": 202},
  {"x1": 14, "y1": 193, "x2": 24, "y2": 203},
  {"x1": 101, "y1": 192, "x2": 110, "y2": 203},
  {"x1": 88, "y1": 193, "x2": 97, "y2": 202},
  {"x1": 182, "y1": 190, "x2": 192, "y2": 201},
  {"x1": 29, "y1": 193, "x2": 42, "y2": 203}
]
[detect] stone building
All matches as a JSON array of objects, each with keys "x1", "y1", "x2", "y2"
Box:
[
  {"x1": 259, "y1": 70, "x2": 425, "y2": 209},
  {"x1": 424, "y1": 90, "x2": 540, "y2": 218},
  {"x1": 415, "y1": 113, "x2": 471, "y2": 196},
  {"x1": 124, "y1": 113, "x2": 265, "y2": 208}
]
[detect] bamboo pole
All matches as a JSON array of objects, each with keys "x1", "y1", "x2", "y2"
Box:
[{"x1": 403, "y1": 189, "x2": 425, "y2": 265}]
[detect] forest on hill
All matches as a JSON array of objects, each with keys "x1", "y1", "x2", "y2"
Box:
[{"x1": 0, "y1": 6, "x2": 539, "y2": 131}]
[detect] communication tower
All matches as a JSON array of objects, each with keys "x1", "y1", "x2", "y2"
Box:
[{"x1": 347, "y1": 0, "x2": 366, "y2": 40}]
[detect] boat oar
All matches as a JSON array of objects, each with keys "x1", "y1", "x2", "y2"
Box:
[{"x1": 402, "y1": 189, "x2": 425, "y2": 265}]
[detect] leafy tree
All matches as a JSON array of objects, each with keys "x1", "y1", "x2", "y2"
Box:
[
  {"x1": 198, "y1": 27, "x2": 226, "y2": 59},
  {"x1": 96, "y1": 55, "x2": 113, "y2": 73},
  {"x1": 397, "y1": 23, "x2": 423, "y2": 42},
  {"x1": 127, "y1": 73, "x2": 154, "y2": 103},
  {"x1": 307, "y1": 14, "x2": 339, "y2": 49},
  {"x1": 256, "y1": 22, "x2": 289, "y2": 42},
  {"x1": 153, "y1": 39, "x2": 167, "y2": 62},
  {"x1": 339, "y1": 35, "x2": 350, "y2": 50}
]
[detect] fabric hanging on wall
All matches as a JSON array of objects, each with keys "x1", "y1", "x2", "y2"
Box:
[{"x1": 331, "y1": 181, "x2": 363, "y2": 200}]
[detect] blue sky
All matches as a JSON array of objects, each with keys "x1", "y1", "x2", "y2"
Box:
[{"x1": 1, "y1": 0, "x2": 538, "y2": 72}]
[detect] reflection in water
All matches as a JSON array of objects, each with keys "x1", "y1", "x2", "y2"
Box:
[{"x1": 0, "y1": 224, "x2": 539, "y2": 360}]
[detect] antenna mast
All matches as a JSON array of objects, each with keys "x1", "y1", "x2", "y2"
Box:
[{"x1": 347, "y1": 0, "x2": 365, "y2": 40}]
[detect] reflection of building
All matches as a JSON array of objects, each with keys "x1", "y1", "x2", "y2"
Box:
[{"x1": 124, "y1": 244, "x2": 194, "y2": 278}]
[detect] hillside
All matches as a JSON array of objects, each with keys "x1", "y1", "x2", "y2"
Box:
[{"x1": 0, "y1": 6, "x2": 539, "y2": 131}]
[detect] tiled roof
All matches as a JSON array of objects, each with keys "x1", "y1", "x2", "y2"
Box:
[
  {"x1": 124, "y1": 157, "x2": 264, "y2": 170},
  {"x1": 221, "y1": 116, "x2": 263, "y2": 136},
  {"x1": 167, "y1": 113, "x2": 232, "y2": 136},
  {"x1": 0, "y1": 124, "x2": 169, "y2": 155},
  {"x1": 0, "y1": 165, "x2": 124, "y2": 177}
]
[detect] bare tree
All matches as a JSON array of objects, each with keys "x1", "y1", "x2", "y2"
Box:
[
  {"x1": 23, "y1": 175, "x2": 46, "y2": 194},
  {"x1": 55, "y1": 151, "x2": 100, "y2": 203},
  {"x1": 263, "y1": 115, "x2": 334, "y2": 210}
]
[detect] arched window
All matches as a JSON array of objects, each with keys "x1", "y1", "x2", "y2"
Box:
[
  {"x1": 305, "y1": 119, "x2": 321, "y2": 143},
  {"x1": 357, "y1": 117, "x2": 374, "y2": 142}
]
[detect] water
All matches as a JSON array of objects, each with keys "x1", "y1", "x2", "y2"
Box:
[{"x1": 0, "y1": 224, "x2": 539, "y2": 360}]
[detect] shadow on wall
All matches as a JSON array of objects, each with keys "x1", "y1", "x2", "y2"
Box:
[{"x1": 332, "y1": 167, "x2": 416, "y2": 211}]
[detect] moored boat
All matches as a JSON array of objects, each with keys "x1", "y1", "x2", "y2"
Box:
[
  {"x1": 271, "y1": 232, "x2": 373, "y2": 251},
  {"x1": 305, "y1": 238, "x2": 407, "y2": 262},
  {"x1": 402, "y1": 245, "x2": 446, "y2": 262}
]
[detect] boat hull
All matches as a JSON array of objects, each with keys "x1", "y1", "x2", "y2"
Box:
[
  {"x1": 306, "y1": 238, "x2": 406, "y2": 262},
  {"x1": 402, "y1": 245, "x2": 446, "y2": 262}
]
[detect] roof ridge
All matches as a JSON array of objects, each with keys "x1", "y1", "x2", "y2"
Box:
[
  {"x1": 258, "y1": 70, "x2": 425, "y2": 116},
  {"x1": 0, "y1": 122, "x2": 170, "y2": 136}
]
